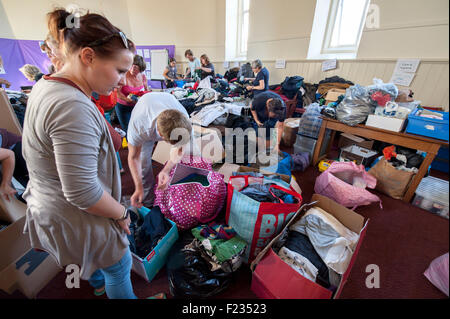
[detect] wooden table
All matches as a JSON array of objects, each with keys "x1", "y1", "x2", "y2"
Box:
[{"x1": 313, "y1": 117, "x2": 449, "y2": 203}]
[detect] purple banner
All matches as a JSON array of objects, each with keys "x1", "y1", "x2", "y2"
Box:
[
  {"x1": 0, "y1": 38, "x2": 51, "y2": 91},
  {"x1": 135, "y1": 45, "x2": 175, "y2": 89}
]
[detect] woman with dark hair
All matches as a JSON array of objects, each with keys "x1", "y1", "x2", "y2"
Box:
[
  {"x1": 21, "y1": 8, "x2": 142, "y2": 299},
  {"x1": 163, "y1": 57, "x2": 180, "y2": 88},
  {"x1": 197, "y1": 54, "x2": 215, "y2": 80},
  {"x1": 115, "y1": 54, "x2": 149, "y2": 134}
]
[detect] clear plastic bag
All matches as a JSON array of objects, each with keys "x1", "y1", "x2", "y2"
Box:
[
  {"x1": 367, "y1": 78, "x2": 398, "y2": 107},
  {"x1": 336, "y1": 85, "x2": 373, "y2": 126}
]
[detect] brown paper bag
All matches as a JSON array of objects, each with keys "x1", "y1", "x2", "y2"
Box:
[{"x1": 368, "y1": 158, "x2": 415, "y2": 200}]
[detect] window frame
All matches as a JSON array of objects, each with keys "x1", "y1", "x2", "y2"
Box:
[
  {"x1": 236, "y1": 0, "x2": 250, "y2": 59},
  {"x1": 307, "y1": 0, "x2": 371, "y2": 60}
]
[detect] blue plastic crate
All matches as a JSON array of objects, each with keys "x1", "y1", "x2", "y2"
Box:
[
  {"x1": 405, "y1": 108, "x2": 449, "y2": 141},
  {"x1": 130, "y1": 206, "x2": 179, "y2": 282}
]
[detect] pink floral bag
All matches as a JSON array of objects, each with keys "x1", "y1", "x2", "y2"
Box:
[
  {"x1": 314, "y1": 161, "x2": 382, "y2": 210},
  {"x1": 154, "y1": 156, "x2": 227, "y2": 230}
]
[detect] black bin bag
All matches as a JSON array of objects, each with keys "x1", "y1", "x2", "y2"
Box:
[{"x1": 166, "y1": 232, "x2": 233, "y2": 298}]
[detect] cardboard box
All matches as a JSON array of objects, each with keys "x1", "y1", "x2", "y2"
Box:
[
  {"x1": 338, "y1": 133, "x2": 374, "y2": 150},
  {"x1": 217, "y1": 163, "x2": 302, "y2": 196},
  {"x1": 152, "y1": 127, "x2": 225, "y2": 165},
  {"x1": 0, "y1": 215, "x2": 61, "y2": 299},
  {"x1": 339, "y1": 145, "x2": 379, "y2": 166},
  {"x1": 282, "y1": 118, "x2": 301, "y2": 147},
  {"x1": 250, "y1": 194, "x2": 369, "y2": 299},
  {"x1": 365, "y1": 114, "x2": 406, "y2": 132},
  {"x1": 325, "y1": 89, "x2": 346, "y2": 105},
  {"x1": 130, "y1": 206, "x2": 179, "y2": 282}
]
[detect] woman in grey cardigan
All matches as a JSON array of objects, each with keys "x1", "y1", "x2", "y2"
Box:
[{"x1": 22, "y1": 9, "x2": 138, "y2": 299}]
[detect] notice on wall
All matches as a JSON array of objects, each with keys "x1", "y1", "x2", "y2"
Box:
[
  {"x1": 393, "y1": 59, "x2": 420, "y2": 74},
  {"x1": 136, "y1": 49, "x2": 143, "y2": 57},
  {"x1": 223, "y1": 61, "x2": 230, "y2": 69},
  {"x1": 390, "y1": 59, "x2": 420, "y2": 87},
  {"x1": 322, "y1": 59, "x2": 337, "y2": 72},
  {"x1": 143, "y1": 49, "x2": 150, "y2": 59},
  {"x1": 146, "y1": 62, "x2": 151, "y2": 70},
  {"x1": 275, "y1": 59, "x2": 286, "y2": 69},
  {"x1": 390, "y1": 72, "x2": 415, "y2": 87}
]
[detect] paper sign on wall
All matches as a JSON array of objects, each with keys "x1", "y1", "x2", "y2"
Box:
[
  {"x1": 390, "y1": 72, "x2": 415, "y2": 87},
  {"x1": 146, "y1": 62, "x2": 151, "y2": 70},
  {"x1": 390, "y1": 59, "x2": 420, "y2": 87},
  {"x1": 223, "y1": 61, "x2": 230, "y2": 69},
  {"x1": 394, "y1": 59, "x2": 420, "y2": 73},
  {"x1": 143, "y1": 49, "x2": 150, "y2": 59},
  {"x1": 136, "y1": 49, "x2": 143, "y2": 57},
  {"x1": 322, "y1": 59, "x2": 337, "y2": 72},
  {"x1": 275, "y1": 59, "x2": 286, "y2": 69}
]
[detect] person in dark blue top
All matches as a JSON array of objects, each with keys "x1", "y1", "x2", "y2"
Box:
[
  {"x1": 250, "y1": 91, "x2": 286, "y2": 152},
  {"x1": 246, "y1": 59, "x2": 269, "y2": 97}
]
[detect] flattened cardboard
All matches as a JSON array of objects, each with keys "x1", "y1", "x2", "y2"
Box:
[
  {"x1": 0, "y1": 196, "x2": 27, "y2": 223},
  {"x1": 0, "y1": 216, "x2": 61, "y2": 299},
  {"x1": 250, "y1": 194, "x2": 369, "y2": 299},
  {"x1": 152, "y1": 129, "x2": 225, "y2": 165},
  {"x1": 0, "y1": 89, "x2": 22, "y2": 136}
]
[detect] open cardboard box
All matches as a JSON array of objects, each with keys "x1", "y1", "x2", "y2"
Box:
[
  {"x1": 0, "y1": 197, "x2": 61, "y2": 299},
  {"x1": 338, "y1": 133, "x2": 374, "y2": 150},
  {"x1": 325, "y1": 88, "x2": 346, "y2": 105},
  {"x1": 217, "y1": 163, "x2": 302, "y2": 196},
  {"x1": 250, "y1": 194, "x2": 369, "y2": 299}
]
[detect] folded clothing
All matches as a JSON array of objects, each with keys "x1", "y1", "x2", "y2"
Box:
[
  {"x1": 283, "y1": 231, "x2": 330, "y2": 288},
  {"x1": 240, "y1": 183, "x2": 295, "y2": 203},
  {"x1": 128, "y1": 206, "x2": 172, "y2": 258},
  {"x1": 191, "y1": 224, "x2": 247, "y2": 265},
  {"x1": 289, "y1": 206, "x2": 359, "y2": 275}
]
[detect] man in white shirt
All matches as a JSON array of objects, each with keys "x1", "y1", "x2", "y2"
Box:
[{"x1": 127, "y1": 92, "x2": 196, "y2": 208}]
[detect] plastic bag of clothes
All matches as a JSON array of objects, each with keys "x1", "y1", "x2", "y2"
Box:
[
  {"x1": 336, "y1": 85, "x2": 373, "y2": 126},
  {"x1": 314, "y1": 161, "x2": 382, "y2": 209},
  {"x1": 167, "y1": 232, "x2": 234, "y2": 298},
  {"x1": 367, "y1": 78, "x2": 398, "y2": 107}
]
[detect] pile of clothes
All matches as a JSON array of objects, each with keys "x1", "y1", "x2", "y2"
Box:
[
  {"x1": 376, "y1": 145, "x2": 424, "y2": 174},
  {"x1": 230, "y1": 172, "x2": 296, "y2": 204},
  {"x1": 166, "y1": 223, "x2": 246, "y2": 298},
  {"x1": 274, "y1": 206, "x2": 360, "y2": 291},
  {"x1": 127, "y1": 206, "x2": 172, "y2": 258},
  {"x1": 6, "y1": 90, "x2": 28, "y2": 127}
]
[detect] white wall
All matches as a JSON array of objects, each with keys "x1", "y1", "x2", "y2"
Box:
[
  {"x1": 245, "y1": 0, "x2": 449, "y2": 110},
  {"x1": 0, "y1": 0, "x2": 133, "y2": 40},
  {"x1": 1, "y1": 0, "x2": 448, "y2": 109}
]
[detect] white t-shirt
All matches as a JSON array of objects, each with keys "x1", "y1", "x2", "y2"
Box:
[
  {"x1": 188, "y1": 58, "x2": 201, "y2": 77},
  {"x1": 127, "y1": 92, "x2": 191, "y2": 148}
]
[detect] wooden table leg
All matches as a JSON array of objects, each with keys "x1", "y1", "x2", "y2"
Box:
[
  {"x1": 313, "y1": 121, "x2": 328, "y2": 166},
  {"x1": 326, "y1": 130, "x2": 336, "y2": 155},
  {"x1": 402, "y1": 144, "x2": 440, "y2": 203}
]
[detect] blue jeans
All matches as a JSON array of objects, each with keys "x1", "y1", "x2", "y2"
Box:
[
  {"x1": 88, "y1": 248, "x2": 137, "y2": 299},
  {"x1": 115, "y1": 102, "x2": 134, "y2": 134}
]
